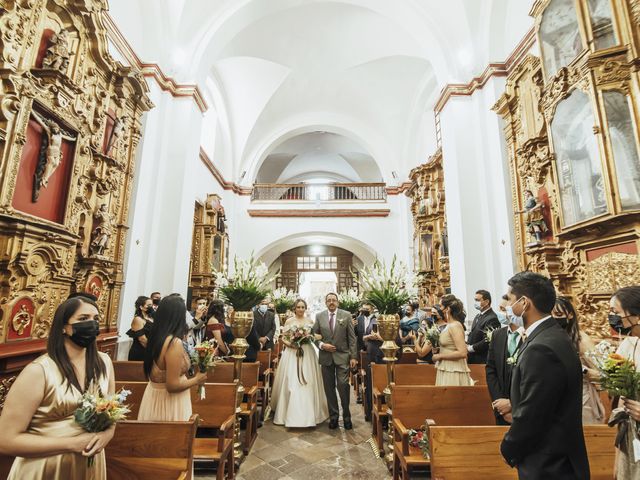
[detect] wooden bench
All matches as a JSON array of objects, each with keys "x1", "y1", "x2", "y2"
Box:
[
  {"x1": 105, "y1": 414, "x2": 199, "y2": 480},
  {"x1": 257, "y1": 350, "x2": 273, "y2": 421},
  {"x1": 207, "y1": 362, "x2": 260, "y2": 454},
  {"x1": 391, "y1": 385, "x2": 495, "y2": 480},
  {"x1": 191, "y1": 383, "x2": 237, "y2": 480},
  {"x1": 115, "y1": 380, "x2": 147, "y2": 419},
  {"x1": 113, "y1": 360, "x2": 145, "y2": 381},
  {"x1": 426, "y1": 424, "x2": 615, "y2": 480},
  {"x1": 356, "y1": 351, "x2": 370, "y2": 413}
]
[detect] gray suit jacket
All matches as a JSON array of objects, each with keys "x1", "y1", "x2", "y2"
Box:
[{"x1": 313, "y1": 308, "x2": 357, "y2": 366}]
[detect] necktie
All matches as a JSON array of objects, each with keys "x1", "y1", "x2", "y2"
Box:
[
  {"x1": 329, "y1": 312, "x2": 335, "y2": 333},
  {"x1": 508, "y1": 331, "x2": 519, "y2": 357}
]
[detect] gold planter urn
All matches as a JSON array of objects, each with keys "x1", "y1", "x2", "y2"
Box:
[
  {"x1": 377, "y1": 312, "x2": 400, "y2": 466},
  {"x1": 229, "y1": 309, "x2": 254, "y2": 463}
]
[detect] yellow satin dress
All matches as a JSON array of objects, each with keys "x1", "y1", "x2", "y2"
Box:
[{"x1": 8, "y1": 353, "x2": 110, "y2": 480}]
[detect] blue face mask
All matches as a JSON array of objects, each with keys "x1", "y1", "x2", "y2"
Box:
[
  {"x1": 474, "y1": 302, "x2": 482, "y2": 311},
  {"x1": 506, "y1": 297, "x2": 525, "y2": 328},
  {"x1": 258, "y1": 305, "x2": 267, "y2": 314},
  {"x1": 496, "y1": 311, "x2": 508, "y2": 326}
]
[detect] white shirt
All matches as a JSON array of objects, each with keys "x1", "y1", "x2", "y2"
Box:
[
  {"x1": 363, "y1": 315, "x2": 371, "y2": 333},
  {"x1": 524, "y1": 315, "x2": 551, "y2": 338}
]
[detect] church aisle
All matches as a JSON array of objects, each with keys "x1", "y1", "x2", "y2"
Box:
[{"x1": 196, "y1": 395, "x2": 391, "y2": 479}]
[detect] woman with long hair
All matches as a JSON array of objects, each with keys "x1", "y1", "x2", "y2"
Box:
[
  {"x1": 271, "y1": 298, "x2": 328, "y2": 428},
  {"x1": 205, "y1": 299, "x2": 229, "y2": 355},
  {"x1": 608, "y1": 286, "x2": 640, "y2": 480},
  {"x1": 137, "y1": 295, "x2": 207, "y2": 421},
  {"x1": 433, "y1": 294, "x2": 473, "y2": 386},
  {"x1": 126, "y1": 295, "x2": 154, "y2": 361},
  {"x1": 552, "y1": 296, "x2": 604, "y2": 424},
  {"x1": 0, "y1": 297, "x2": 114, "y2": 479}
]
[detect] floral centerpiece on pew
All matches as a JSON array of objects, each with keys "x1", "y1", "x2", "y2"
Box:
[
  {"x1": 272, "y1": 287, "x2": 297, "y2": 326},
  {"x1": 74, "y1": 388, "x2": 131, "y2": 466},
  {"x1": 408, "y1": 427, "x2": 430, "y2": 459},
  {"x1": 338, "y1": 288, "x2": 362, "y2": 315}
]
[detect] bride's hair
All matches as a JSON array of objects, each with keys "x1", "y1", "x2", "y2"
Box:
[{"x1": 293, "y1": 298, "x2": 307, "y2": 310}]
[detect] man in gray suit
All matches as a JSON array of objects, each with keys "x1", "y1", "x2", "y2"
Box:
[{"x1": 313, "y1": 292, "x2": 358, "y2": 429}]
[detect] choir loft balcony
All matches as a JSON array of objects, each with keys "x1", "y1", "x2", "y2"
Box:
[{"x1": 250, "y1": 182, "x2": 388, "y2": 202}]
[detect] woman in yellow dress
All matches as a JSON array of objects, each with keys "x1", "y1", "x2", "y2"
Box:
[
  {"x1": 432, "y1": 294, "x2": 473, "y2": 386},
  {"x1": 137, "y1": 295, "x2": 207, "y2": 421},
  {"x1": 0, "y1": 296, "x2": 115, "y2": 480}
]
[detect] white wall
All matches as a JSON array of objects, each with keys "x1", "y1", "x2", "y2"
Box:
[{"x1": 440, "y1": 75, "x2": 517, "y2": 321}]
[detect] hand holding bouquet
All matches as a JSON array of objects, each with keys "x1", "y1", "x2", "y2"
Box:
[
  {"x1": 423, "y1": 325, "x2": 441, "y2": 353},
  {"x1": 74, "y1": 388, "x2": 131, "y2": 466},
  {"x1": 283, "y1": 325, "x2": 314, "y2": 385},
  {"x1": 190, "y1": 340, "x2": 217, "y2": 399}
]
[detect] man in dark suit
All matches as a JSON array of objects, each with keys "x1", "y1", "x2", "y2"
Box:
[
  {"x1": 500, "y1": 272, "x2": 589, "y2": 479},
  {"x1": 252, "y1": 298, "x2": 276, "y2": 350},
  {"x1": 485, "y1": 294, "x2": 524, "y2": 425},
  {"x1": 466, "y1": 289, "x2": 501, "y2": 364},
  {"x1": 356, "y1": 303, "x2": 383, "y2": 421}
]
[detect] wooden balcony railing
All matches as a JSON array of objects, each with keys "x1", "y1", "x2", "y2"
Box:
[{"x1": 251, "y1": 183, "x2": 387, "y2": 202}]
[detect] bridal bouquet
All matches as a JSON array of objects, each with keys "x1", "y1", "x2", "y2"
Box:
[
  {"x1": 283, "y1": 325, "x2": 314, "y2": 385},
  {"x1": 338, "y1": 288, "x2": 362, "y2": 315},
  {"x1": 74, "y1": 388, "x2": 131, "y2": 466},
  {"x1": 214, "y1": 253, "x2": 278, "y2": 311},
  {"x1": 189, "y1": 340, "x2": 217, "y2": 399},
  {"x1": 272, "y1": 287, "x2": 297, "y2": 314},
  {"x1": 422, "y1": 324, "x2": 441, "y2": 351},
  {"x1": 356, "y1": 256, "x2": 413, "y2": 314}
]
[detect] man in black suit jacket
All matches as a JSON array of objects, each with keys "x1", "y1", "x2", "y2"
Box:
[
  {"x1": 485, "y1": 298, "x2": 524, "y2": 426},
  {"x1": 356, "y1": 303, "x2": 383, "y2": 421},
  {"x1": 467, "y1": 289, "x2": 502, "y2": 364},
  {"x1": 252, "y1": 298, "x2": 276, "y2": 350},
  {"x1": 500, "y1": 272, "x2": 589, "y2": 480}
]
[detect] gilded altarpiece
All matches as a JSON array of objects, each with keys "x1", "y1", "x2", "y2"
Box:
[
  {"x1": 189, "y1": 194, "x2": 229, "y2": 302},
  {"x1": 408, "y1": 149, "x2": 450, "y2": 307},
  {"x1": 0, "y1": 0, "x2": 152, "y2": 383},
  {"x1": 494, "y1": 0, "x2": 640, "y2": 338}
]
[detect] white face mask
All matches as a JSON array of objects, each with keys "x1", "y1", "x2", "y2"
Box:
[
  {"x1": 474, "y1": 302, "x2": 482, "y2": 311},
  {"x1": 258, "y1": 305, "x2": 267, "y2": 313},
  {"x1": 506, "y1": 297, "x2": 525, "y2": 328}
]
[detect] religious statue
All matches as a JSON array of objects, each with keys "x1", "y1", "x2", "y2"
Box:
[
  {"x1": 12, "y1": 305, "x2": 32, "y2": 336},
  {"x1": 105, "y1": 115, "x2": 127, "y2": 156},
  {"x1": 517, "y1": 189, "x2": 548, "y2": 244},
  {"x1": 31, "y1": 111, "x2": 77, "y2": 200},
  {"x1": 90, "y1": 204, "x2": 114, "y2": 256},
  {"x1": 42, "y1": 29, "x2": 72, "y2": 73}
]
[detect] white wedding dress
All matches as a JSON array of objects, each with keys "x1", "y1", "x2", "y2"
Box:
[{"x1": 271, "y1": 318, "x2": 329, "y2": 427}]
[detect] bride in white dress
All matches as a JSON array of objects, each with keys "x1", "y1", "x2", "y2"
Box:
[{"x1": 271, "y1": 298, "x2": 329, "y2": 427}]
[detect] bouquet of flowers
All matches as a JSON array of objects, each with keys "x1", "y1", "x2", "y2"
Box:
[
  {"x1": 338, "y1": 288, "x2": 362, "y2": 315},
  {"x1": 272, "y1": 287, "x2": 297, "y2": 314},
  {"x1": 356, "y1": 256, "x2": 414, "y2": 315},
  {"x1": 283, "y1": 325, "x2": 315, "y2": 385},
  {"x1": 214, "y1": 253, "x2": 278, "y2": 310},
  {"x1": 484, "y1": 326, "x2": 499, "y2": 343},
  {"x1": 597, "y1": 353, "x2": 640, "y2": 399},
  {"x1": 408, "y1": 428, "x2": 430, "y2": 459},
  {"x1": 423, "y1": 325, "x2": 441, "y2": 350},
  {"x1": 189, "y1": 340, "x2": 217, "y2": 399},
  {"x1": 74, "y1": 388, "x2": 131, "y2": 466}
]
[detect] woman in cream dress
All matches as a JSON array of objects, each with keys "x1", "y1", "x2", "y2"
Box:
[
  {"x1": 432, "y1": 294, "x2": 474, "y2": 386},
  {"x1": 271, "y1": 299, "x2": 328, "y2": 427},
  {"x1": 138, "y1": 295, "x2": 207, "y2": 422},
  {"x1": 0, "y1": 296, "x2": 114, "y2": 480}
]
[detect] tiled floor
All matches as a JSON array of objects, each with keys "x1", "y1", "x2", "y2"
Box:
[{"x1": 195, "y1": 395, "x2": 391, "y2": 480}]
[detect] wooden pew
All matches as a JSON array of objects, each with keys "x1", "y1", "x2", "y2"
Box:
[
  {"x1": 357, "y1": 351, "x2": 370, "y2": 413},
  {"x1": 191, "y1": 383, "x2": 237, "y2": 480},
  {"x1": 426, "y1": 424, "x2": 615, "y2": 480},
  {"x1": 257, "y1": 350, "x2": 273, "y2": 421},
  {"x1": 115, "y1": 380, "x2": 147, "y2": 419},
  {"x1": 391, "y1": 385, "x2": 495, "y2": 480},
  {"x1": 371, "y1": 363, "x2": 391, "y2": 454},
  {"x1": 207, "y1": 362, "x2": 260, "y2": 454},
  {"x1": 113, "y1": 360, "x2": 145, "y2": 381},
  {"x1": 106, "y1": 414, "x2": 198, "y2": 480}
]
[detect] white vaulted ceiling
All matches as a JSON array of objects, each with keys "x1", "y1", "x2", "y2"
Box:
[{"x1": 109, "y1": 0, "x2": 533, "y2": 185}]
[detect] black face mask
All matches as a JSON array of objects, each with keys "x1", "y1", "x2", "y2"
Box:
[
  {"x1": 152, "y1": 298, "x2": 160, "y2": 306},
  {"x1": 68, "y1": 320, "x2": 100, "y2": 348},
  {"x1": 555, "y1": 317, "x2": 568, "y2": 329},
  {"x1": 609, "y1": 314, "x2": 634, "y2": 335}
]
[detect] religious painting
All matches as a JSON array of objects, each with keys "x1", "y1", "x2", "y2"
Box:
[
  {"x1": 420, "y1": 233, "x2": 434, "y2": 272},
  {"x1": 6, "y1": 298, "x2": 36, "y2": 341}
]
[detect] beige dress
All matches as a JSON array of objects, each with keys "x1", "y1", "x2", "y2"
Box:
[
  {"x1": 435, "y1": 325, "x2": 474, "y2": 386},
  {"x1": 613, "y1": 336, "x2": 640, "y2": 480},
  {"x1": 137, "y1": 338, "x2": 192, "y2": 421},
  {"x1": 8, "y1": 353, "x2": 111, "y2": 480}
]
